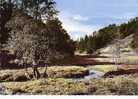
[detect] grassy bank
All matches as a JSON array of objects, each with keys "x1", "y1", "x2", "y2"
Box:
[
  {"x1": 89, "y1": 65, "x2": 117, "y2": 73},
  {"x1": 0, "y1": 66, "x2": 89, "y2": 82},
  {"x1": 1, "y1": 74, "x2": 138, "y2": 95},
  {"x1": 5, "y1": 78, "x2": 87, "y2": 95}
]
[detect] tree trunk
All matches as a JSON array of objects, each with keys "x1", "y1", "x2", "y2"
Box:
[
  {"x1": 32, "y1": 60, "x2": 40, "y2": 79},
  {"x1": 33, "y1": 66, "x2": 40, "y2": 79},
  {"x1": 43, "y1": 64, "x2": 48, "y2": 78},
  {"x1": 24, "y1": 63, "x2": 31, "y2": 80}
]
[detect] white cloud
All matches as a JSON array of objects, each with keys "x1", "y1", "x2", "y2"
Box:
[
  {"x1": 73, "y1": 15, "x2": 89, "y2": 21},
  {"x1": 58, "y1": 11, "x2": 100, "y2": 40},
  {"x1": 58, "y1": 11, "x2": 137, "y2": 40},
  {"x1": 111, "y1": 12, "x2": 137, "y2": 20},
  {"x1": 61, "y1": 18, "x2": 97, "y2": 34},
  {"x1": 90, "y1": 12, "x2": 137, "y2": 20}
]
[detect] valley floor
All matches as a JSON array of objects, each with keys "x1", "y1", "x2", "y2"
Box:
[
  {"x1": 1, "y1": 74, "x2": 138, "y2": 95},
  {"x1": 1, "y1": 42, "x2": 138, "y2": 95}
]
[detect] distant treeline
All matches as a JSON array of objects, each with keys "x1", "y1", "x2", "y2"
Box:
[{"x1": 76, "y1": 17, "x2": 138, "y2": 54}]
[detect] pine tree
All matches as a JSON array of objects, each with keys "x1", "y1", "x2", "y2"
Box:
[
  {"x1": 21, "y1": 0, "x2": 57, "y2": 21},
  {"x1": 0, "y1": 0, "x2": 13, "y2": 46}
]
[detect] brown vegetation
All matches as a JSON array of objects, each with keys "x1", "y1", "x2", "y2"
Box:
[
  {"x1": 0, "y1": 66, "x2": 89, "y2": 82},
  {"x1": 2, "y1": 74, "x2": 138, "y2": 95}
]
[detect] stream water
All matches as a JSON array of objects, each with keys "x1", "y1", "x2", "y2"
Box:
[
  {"x1": 84, "y1": 70, "x2": 105, "y2": 80},
  {"x1": 73, "y1": 69, "x2": 105, "y2": 82}
]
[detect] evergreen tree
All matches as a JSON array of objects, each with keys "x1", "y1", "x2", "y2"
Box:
[
  {"x1": 0, "y1": 0, "x2": 13, "y2": 46},
  {"x1": 21, "y1": 0, "x2": 57, "y2": 21}
]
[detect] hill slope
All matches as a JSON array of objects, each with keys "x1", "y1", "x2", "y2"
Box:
[{"x1": 77, "y1": 17, "x2": 138, "y2": 54}]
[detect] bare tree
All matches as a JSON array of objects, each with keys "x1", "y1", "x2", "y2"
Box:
[{"x1": 112, "y1": 28, "x2": 121, "y2": 69}]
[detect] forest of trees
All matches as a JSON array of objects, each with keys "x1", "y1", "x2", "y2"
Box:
[
  {"x1": 0, "y1": 0, "x2": 75, "y2": 78},
  {"x1": 0, "y1": 0, "x2": 75, "y2": 58},
  {"x1": 77, "y1": 17, "x2": 138, "y2": 54},
  {"x1": 1, "y1": 0, "x2": 138, "y2": 79}
]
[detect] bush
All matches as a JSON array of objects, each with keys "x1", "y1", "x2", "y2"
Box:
[
  {"x1": 0, "y1": 66, "x2": 89, "y2": 81},
  {"x1": 47, "y1": 66, "x2": 89, "y2": 78}
]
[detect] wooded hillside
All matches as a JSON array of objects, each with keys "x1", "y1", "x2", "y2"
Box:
[{"x1": 77, "y1": 17, "x2": 138, "y2": 53}]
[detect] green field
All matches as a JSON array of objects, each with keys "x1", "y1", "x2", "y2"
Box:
[{"x1": 88, "y1": 65, "x2": 118, "y2": 73}]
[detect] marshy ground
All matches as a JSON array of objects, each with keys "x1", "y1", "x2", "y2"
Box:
[
  {"x1": 1, "y1": 36, "x2": 138, "y2": 95},
  {"x1": 1, "y1": 52, "x2": 138, "y2": 95}
]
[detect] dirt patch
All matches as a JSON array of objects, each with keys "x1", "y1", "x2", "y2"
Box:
[{"x1": 57, "y1": 55, "x2": 114, "y2": 66}]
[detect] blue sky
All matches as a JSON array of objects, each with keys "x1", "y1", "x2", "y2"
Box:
[{"x1": 55, "y1": 0, "x2": 138, "y2": 40}]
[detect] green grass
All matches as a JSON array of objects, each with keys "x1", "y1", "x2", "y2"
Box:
[
  {"x1": 89, "y1": 65, "x2": 118, "y2": 73},
  {"x1": 121, "y1": 47, "x2": 132, "y2": 52},
  {"x1": 120, "y1": 56, "x2": 138, "y2": 64},
  {"x1": 126, "y1": 56, "x2": 138, "y2": 61}
]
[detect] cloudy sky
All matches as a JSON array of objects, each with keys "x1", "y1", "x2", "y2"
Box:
[{"x1": 55, "y1": 0, "x2": 138, "y2": 40}]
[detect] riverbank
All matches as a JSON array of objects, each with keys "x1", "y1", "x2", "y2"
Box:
[{"x1": 1, "y1": 73, "x2": 138, "y2": 95}]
